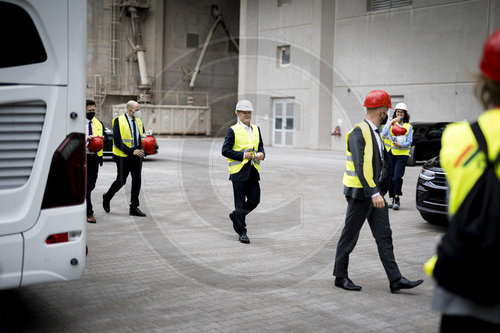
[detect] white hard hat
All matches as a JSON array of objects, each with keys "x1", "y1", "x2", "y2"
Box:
[
  {"x1": 235, "y1": 99, "x2": 254, "y2": 112},
  {"x1": 394, "y1": 102, "x2": 407, "y2": 111}
]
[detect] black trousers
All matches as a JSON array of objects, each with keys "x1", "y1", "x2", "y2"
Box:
[
  {"x1": 86, "y1": 154, "x2": 100, "y2": 215},
  {"x1": 333, "y1": 196, "x2": 402, "y2": 282},
  {"x1": 231, "y1": 168, "x2": 260, "y2": 235},
  {"x1": 105, "y1": 155, "x2": 143, "y2": 209},
  {"x1": 389, "y1": 153, "x2": 408, "y2": 198}
]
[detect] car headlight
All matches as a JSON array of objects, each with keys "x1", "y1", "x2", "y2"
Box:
[{"x1": 419, "y1": 169, "x2": 435, "y2": 181}]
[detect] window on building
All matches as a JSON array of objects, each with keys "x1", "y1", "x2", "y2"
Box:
[
  {"x1": 278, "y1": 45, "x2": 290, "y2": 67},
  {"x1": 278, "y1": 0, "x2": 291, "y2": 7},
  {"x1": 186, "y1": 33, "x2": 199, "y2": 48},
  {"x1": 367, "y1": 0, "x2": 412, "y2": 11}
]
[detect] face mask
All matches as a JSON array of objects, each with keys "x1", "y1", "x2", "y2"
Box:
[
  {"x1": 86, "y1": 112, "x2": 95, "y2": 120},
  {"x1": 134, "y1": 110, "x2": 142, "y2": 118}
]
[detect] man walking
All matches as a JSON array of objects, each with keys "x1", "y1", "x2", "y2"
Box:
[
  {"x1": 85, "y1": 99, "x2": 104, "y2": 223},
  {"x1": 222, "y1": 100, "x2": 265, "y2": 244},
  {"x1": 102, "y1": 100, "x2": 147, "y2": 217},
  {"x1": 333, "y1": 90, "x2": 423, "y2": 293}
]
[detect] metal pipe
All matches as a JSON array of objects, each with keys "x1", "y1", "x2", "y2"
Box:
[
  {"x1": 128, "y1": 7, "x2": 149, "y2": 86},
  {"x1": 189, "y1": 16, "x2": 221, "y2": 89}
]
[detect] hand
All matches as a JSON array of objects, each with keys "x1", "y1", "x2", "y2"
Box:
[
  {"x1": 391, "y1": 117, "x2": 402, "y2": 124},
  {"x1": 87, "y1": 135, "x2": 95, "y2": 142},
  {"x1": 255, "y1": 152, "x2": 264, "y2": 161},
  {"x1": 392, "y1": 141, "x2": 402, "y2": 147},
  {"x1": 372, "y1": 194, "x2": 385, "y2": 209},
  {"x1": 133, "y1": 149, "x2": 145, "y2": 157},
  {"x1": 244, "y1": 152, "x2": 253, "y2": 160}
]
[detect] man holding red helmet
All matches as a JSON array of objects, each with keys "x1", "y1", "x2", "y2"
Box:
[{"x1": 86, "y1": 99, "x2": 105, "y2": 223}]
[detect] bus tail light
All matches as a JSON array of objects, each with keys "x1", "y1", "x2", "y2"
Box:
[
  {"x1": 42, "y1": 133, "x2": 86, "y2": 209},
  {"x1": 45, "y1": 231, "x2": 82, "y2": 245}
]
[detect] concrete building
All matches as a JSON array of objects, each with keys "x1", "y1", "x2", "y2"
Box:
[
  {"x1": 239, "y1": 0, "x2": 500, "y2": 150},
  {"x1": 86, "y1": 0, "x2": 240, "y2": 135}
]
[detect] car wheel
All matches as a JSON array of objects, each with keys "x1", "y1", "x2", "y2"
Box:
[
  {"x1": 419, "y1": 211, "x2": 448, "y2": 226},
  {"x1": 407, "y1": 146, "x2": 416, "y2": 166}
]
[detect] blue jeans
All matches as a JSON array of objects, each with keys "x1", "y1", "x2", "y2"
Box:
[{"x1": 389, "y1": 153, "x2": 408, "y2": 198}]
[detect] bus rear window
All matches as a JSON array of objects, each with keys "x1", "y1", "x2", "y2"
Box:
[{"x1": 0, "y1": 1, "x2": 47, "y2": 68}]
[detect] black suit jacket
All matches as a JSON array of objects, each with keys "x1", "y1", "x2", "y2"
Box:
[
  {"x1": 221, "y1": 125, "x2": 265, "y2": 182},
  {"x1": 113, "y1": 115, "x2": 145, "y2": 157},
  {"x1": 344, "y1": 120, "x2": 389, "y2": 200}
]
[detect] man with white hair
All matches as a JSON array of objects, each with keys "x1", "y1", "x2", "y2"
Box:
[
  {"x1": 222, "y1": 99, "x2": 265, "y2": 244},
  {"x1": 103, "y1": 100, "x2": 147, "y2": 217}
]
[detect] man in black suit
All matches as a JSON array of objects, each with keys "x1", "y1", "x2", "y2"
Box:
[
  {"x1": 222, "y1": 100, "x2": 265, "y2": 244},
  {"x1": 333, "y1": 90, "x2": 423, "y2": 293},
  {"x1": 102, "y1": 100, "x2": 147, "y2": 217}
]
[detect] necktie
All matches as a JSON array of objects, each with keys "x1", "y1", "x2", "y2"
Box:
[
  {"x1": 131, "y1": 118, "x2": 137, "y2": 147},
  {"x1": 88, "y1": 121, "x2": 93, "y2": 136}
]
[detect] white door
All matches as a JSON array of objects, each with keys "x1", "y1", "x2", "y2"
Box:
[{"x1": 273, "y1": 98, "x2": 294, "y2": 146}]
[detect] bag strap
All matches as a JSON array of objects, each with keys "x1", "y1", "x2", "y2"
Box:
[{"x1": 470, "y1": 121, "x2": 491, "y2": 163}]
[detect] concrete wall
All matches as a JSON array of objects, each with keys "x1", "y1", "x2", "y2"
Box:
[
  {"x1": 239, "y1": 0, "x2": 500, "y2": 151},
  {"x1": 86, "y1": 0, "x2": 239, "y2": 134},
  {"x1": 239, "y1": 0, "x2": 333, "y2": 149},
  {"x1": 332, "y1": 0, "x2": 499, "y2": 151}
]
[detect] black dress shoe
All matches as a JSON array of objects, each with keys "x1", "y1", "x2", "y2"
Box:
[
  {"x1": 335, "y1": 277, "x2": 362, "y2": 291},
  {"x1": 390, "y1": 277, "x2": 423, "y2": 293},
  {"x1": 102, "y1": 194, "x2": 110, "y2": 213},
  {"x1": 239, "y1": 233, "x2": 250, "y2": 244},
  {"x1": 129, "y1": 207, "x2": 146, "y2": 217}
]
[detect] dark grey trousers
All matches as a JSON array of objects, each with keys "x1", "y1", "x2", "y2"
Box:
[{"x1": 333, "y1": 196, "x2": 402, "y2": 282}]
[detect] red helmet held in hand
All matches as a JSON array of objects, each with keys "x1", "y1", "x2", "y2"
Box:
[
  {"x1": 88, "y1": 136, "x2": 103, "y2": 153},
  {"x1": 391, "y1": 123, "x2": 407, "y2": 136},
  {"x1": 142, "y1": 136, "x2": 156, "y2": 155},
  {"x1": 363, "y1": 90, "x2": 392, "y2": 108}
]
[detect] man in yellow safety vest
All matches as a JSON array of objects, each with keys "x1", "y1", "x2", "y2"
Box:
[
  {"x1": 222, "y1": 100, "x2": 265, "y2": 244},
  {"x1": 102, "y1": 100, "x2": 147, "y2": 217},
  {"x1": 333, "y1": 90, "x2": 423, "y2": 293}
]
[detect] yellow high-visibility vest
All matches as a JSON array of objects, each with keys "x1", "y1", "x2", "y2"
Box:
[
  {"x1": 440, "y1": 108, "x2": 500, "y2": 216},
  {"x1": 342, "y1": 121, "x2": 376, "y2": 189},
  {"x1": 384, "y1": 123, "x2": 412, "y2": 156},
  {"x1": 91, "y1": 117, "x2": 104, "y2": 157},
  {"x1": 112, "y1": 114, "x2": 144, "y2": 157},
  {"x1": 227, "y1": 123, "x2": 260, "y2": 174}
]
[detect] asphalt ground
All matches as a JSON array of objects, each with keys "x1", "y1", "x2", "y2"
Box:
[{"x1": 0, "y1": 137, "x2": 446, "y2": 332}]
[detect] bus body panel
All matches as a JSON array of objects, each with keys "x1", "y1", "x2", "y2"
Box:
[
  {"x1": 0, "y1": 86, "x2": 67, "y2": 235},
  {"x1": 0, "y1": 0, "x2": 87, "y2": 290},
  {"x1": 0, "y1": 234, "x2": 23, "y2": 289},
  {"x1": 0, "y1": 0, "x2": 68, "y2": 86},
  {"x1": 22, "y1": 205, "x2": 86, "y2": 287}
]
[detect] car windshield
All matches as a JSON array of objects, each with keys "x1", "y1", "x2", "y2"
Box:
[{"x1": 427, "y1": 123, "x2": 448, "y2": 138}]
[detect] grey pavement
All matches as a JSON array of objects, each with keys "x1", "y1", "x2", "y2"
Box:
[{"x1": 0, "y1": 137, "x2": 445, "y2": 332}]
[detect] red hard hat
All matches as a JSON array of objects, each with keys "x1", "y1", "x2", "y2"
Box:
[
  {"x1": 391, "y1": 123, "x2": 407, "y2": 136},
  {"x1": 363, "y1": 90, "x2": 392, "y2": 108},
  {"x1": 480, "y1": 29, "x2": 500, "y2": 81},
  {"x1": 88, "y1": 136, "x2": 103, "y2": 153},
  {"x1": 142, "y1": 136, "x2": 156, "y2": 155}
]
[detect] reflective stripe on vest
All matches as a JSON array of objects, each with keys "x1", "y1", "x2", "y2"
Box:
[
  {"x1": 112, "y1": 114, "x2": 144, "y2": 157},
  {"x1": 227, "y1": 123, "x2": 260, "y2": 174},
  {"x1": 440, "y1": 109, "x2": 500, "y2": 216},
  {"x1": 342, "y1": 121, "x2": 376, "y2": 189},
  {"x1": 91, "y1": 117, "x2": 104, "y2": 156},
  {"x1": 386, "y1": 123, "x2": 412, "y2": 156}
]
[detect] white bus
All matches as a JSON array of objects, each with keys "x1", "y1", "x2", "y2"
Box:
[{"x1": 0, "y1": 0, "x2": 87, "y2": 289}]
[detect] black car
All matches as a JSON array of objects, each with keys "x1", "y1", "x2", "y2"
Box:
[
  {"x1": 415, "y1": 156, "x2": 448, "y2": 225},
  {"x1": 407, "y1": 122, "x2": 450, "y2": 166},
  {"x1": 102, "y1": 124, "x2": 158, "y2": 157}
]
